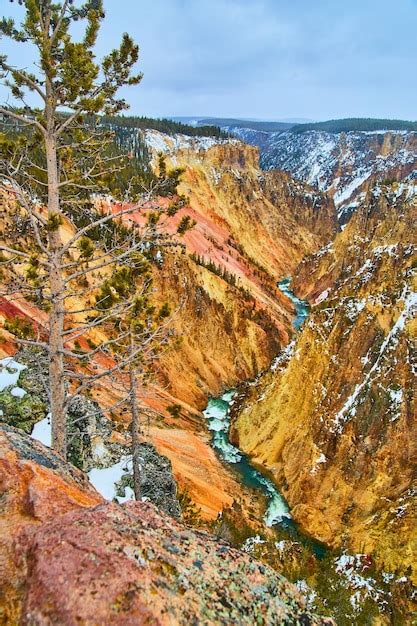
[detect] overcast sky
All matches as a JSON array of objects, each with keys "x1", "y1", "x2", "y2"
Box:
[{"x1": 2, "y1": 0, "x2": 417, "y2": 121}]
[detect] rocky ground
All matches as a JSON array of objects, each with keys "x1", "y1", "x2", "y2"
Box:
[{"x1": 0, "y1": 424, "x2": 334, "y2": 625}]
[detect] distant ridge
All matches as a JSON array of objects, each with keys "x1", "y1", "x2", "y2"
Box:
[
  {"x1": 201, "y1": 118, "x2": 294, "y2": 132},
  {"x1": 172, "y1": 117, "x2": 294, "y2": 132},
  {"x1": 170, "y1": 116, "x2": 417, "y2": 135},
  {"x1": 292, "y1": 118, "x2": 417, "y2": 134},
  {"x1": 95, "y1": 114, "x2": 227, "y2": 138}
]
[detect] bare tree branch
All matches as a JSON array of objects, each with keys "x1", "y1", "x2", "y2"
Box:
[{"x1": 0, "y1": 107, "x2": 46, "y2": 134}]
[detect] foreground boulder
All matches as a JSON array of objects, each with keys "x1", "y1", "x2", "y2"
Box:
[
  {"x1": 0, "y1": 423, "x2": 103, "y2": 624},
  {"x1": 19, "y1": 502, "x2": 333, "y2": 625},
  {"x1": 0, "y1": 424, "x2": 333, "y2": 625}
]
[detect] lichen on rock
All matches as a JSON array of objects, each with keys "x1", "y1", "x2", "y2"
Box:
[{"x1": 0, "y1": 423, "x2": 334, "y2": 625}]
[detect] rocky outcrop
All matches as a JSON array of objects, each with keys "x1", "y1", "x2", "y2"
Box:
[
  {"x1": 147, "y1": 132, "x2": 337, "y2": 279},
  {"x1": 0, "y1": 423, "x2": 102, "y2": 624},
  {"x1": 0, "y1": 424, "x2": 333, "y2": 625},
  {"x1": 232, "y1": 185, "x2": 416, "y2": 586},
  {"x1": 115, "y1": 442, "x2": 182, "y2": 519},
  {"x1": 259, "y1": 170, "x2": 338, "y2": 242},
  {"x1": 293, "y1": 180, "x2": 417, "y2": 301},
  {"x1": 0, "y1": 354, "x2": 182, "y2": 519},
  {"x1": 19, "y1": 502, "x2": 334, "y2": 625}
]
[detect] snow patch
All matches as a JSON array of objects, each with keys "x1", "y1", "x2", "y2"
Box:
[
  {"x1": 88, "y1": 456, "x2": 134, "y2": 503},
  {"x1": 315, "y1": 288, "x2": 330, "y2": 305},
  {"x1": 333, "y1": 170, "x2": 372, "y2": 206},
  {"x1": 271, "y1": 340, "x2": 295, "y2": 371},
  {"x1": 0, "y1": 358, "x2": 27, "y2": 391},
  {"x1": 388, "y1": 387, "x2": 403, "y2": 422},
  {"x1": 295, "y1": 580, "x2": 318, "y2": 606},
  {"x1": 310, "y1": 453, "x2": 327, "y2": 475},
  {"x1": 345, "y1": 298, "x2": 367, "y2": 321},
  {"x1": 31, "y1": 414, "x2": 52, "y2": 447},
  {"x1": 242, "y1": 535, "x2": 265, "y2": 553}
]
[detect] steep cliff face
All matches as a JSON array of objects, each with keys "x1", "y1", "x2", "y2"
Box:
[
  {"x1": 230, "y1": 128, "x2": 417, "y2": 221},
  {"x1": 139, "y1": 134, "x2": 337, "y2": 406},
  {"x1": 0, "y1": 134, "x2": 337, "y2": 521},
  {"x1": 293, "y1": 178, "x2": 417, "y2": 302},
  {"x1": 0, "y1": 425, "x2": 333, "y2": 626},
  {"x1": 88, "y1": 134, "x2": 338, "y2": 413},
  {"x1": 232, "y1": 185, "x2": 416, "y2": 582},
  {"x1": 145, "y1": 130, "x2": 338, "y2": 277},
  {"x1": 153, "y1": 253, "x2": 282, "y2": 408},
  {"x1": 120, "y1": 134, "x2": 338, "y2": 514}
]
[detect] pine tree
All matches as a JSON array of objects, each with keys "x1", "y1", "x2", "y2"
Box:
[{"x1": 0, "y1": 1, "x2": 187, "y2": 461}]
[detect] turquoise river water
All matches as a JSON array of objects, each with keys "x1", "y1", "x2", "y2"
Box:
[{"x1": 203, "y1": 278, "x2": 325, "y2": 556}]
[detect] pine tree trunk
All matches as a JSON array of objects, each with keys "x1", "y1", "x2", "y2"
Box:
[
  {"x1": 130, "y1": 354, "x2": 141, "y2": 500},
  {"x1": 45, "y1": 132, "x2": 67, "y2": 458}
]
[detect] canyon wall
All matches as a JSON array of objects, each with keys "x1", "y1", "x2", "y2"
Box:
[
  {"x1": 142, "y1": 133, "x2": 337, "y2": 408},
  {"x1": 232, "y1": 183, "x2": 416, "y2": 580},
  {"x1": 0, "y1": 135, "x2": 337, "y2": 518},
  {"x1": 230, "y1": 127, "x2": 417, "y2": 221}
]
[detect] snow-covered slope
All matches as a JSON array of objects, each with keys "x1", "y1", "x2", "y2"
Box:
[
  {"x1": 143, "y1": 129, "x2": 238, "y2": 162},
  {"x1": 226, "y1": 128, "x2": 417, "y2": 221}
]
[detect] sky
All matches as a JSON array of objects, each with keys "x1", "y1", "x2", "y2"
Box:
[{"x1": 1, "y1": 0, "x2": 417, "y2": 121}]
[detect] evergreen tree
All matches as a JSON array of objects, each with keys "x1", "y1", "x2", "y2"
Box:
[{"x1": 0, "y1": 1, "x2": 190, "y2": 462}]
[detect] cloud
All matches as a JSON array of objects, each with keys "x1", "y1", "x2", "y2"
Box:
[{"x1": 2, "y1": 0, "x2": 417, "y2": 119}]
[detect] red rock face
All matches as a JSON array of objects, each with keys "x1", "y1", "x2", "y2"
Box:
[{"x1": 0, "y1": 426, "x2": 333, "y2": 625}]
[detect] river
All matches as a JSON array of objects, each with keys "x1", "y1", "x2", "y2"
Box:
[{"x1": 203, "y1": 278, "x2": 325, "y2": 556}]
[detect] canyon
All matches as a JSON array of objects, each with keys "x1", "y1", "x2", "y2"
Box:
[
  {"x1": 1, "y1": 122, "x2": 416, "y2": 623},
  {"x1": 231, "y1": 180, "x2": 416, "y2": 606},
  {"x1": 2, "y1": 1, "x2": 416, "y2": 623},
  {"x1": 1, "y1": 132, "x2": 337, "y2": 520},
  {"x1": 227, "y1": 126, "x2": 417, "y2": 222}
]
